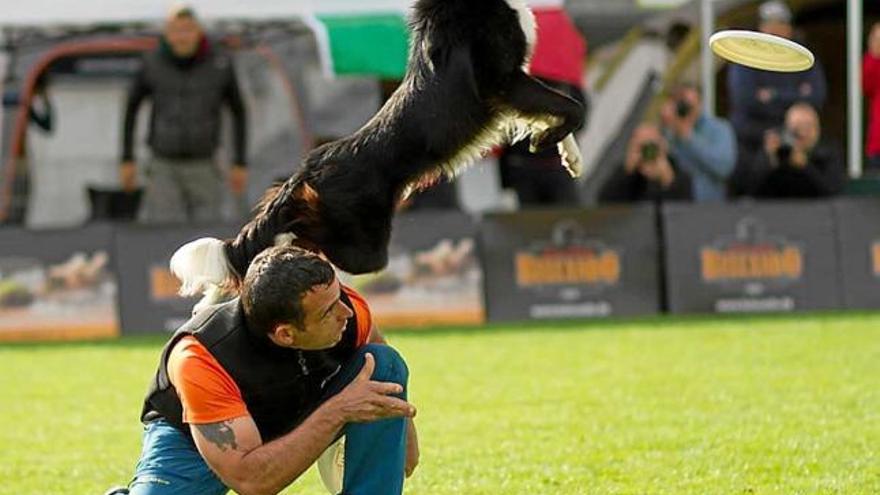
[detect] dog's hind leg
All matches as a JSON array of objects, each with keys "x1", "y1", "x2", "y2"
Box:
[{"x1": 501, "y1": 72, "x2": 585, "y2": 164}]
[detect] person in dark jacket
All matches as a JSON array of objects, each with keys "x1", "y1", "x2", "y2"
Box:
[
  {"x1": 726, "y1": 1, "x2": 826, "y2": 196},
  {"x1": 599, "y1": 123, "x2": 693, "y2": 203},
  {"x1": 106, "y1": 246, "x2": 418, "y2": 495},
  {"x1": 753, "y1": 102, "x2": 845, "y2": 198},
  {"x1": 120, "y1": 5, "x2": 247, "y2": 223}
]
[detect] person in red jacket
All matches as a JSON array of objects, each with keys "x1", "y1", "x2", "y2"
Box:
[{"x1": 863, "y1": 22, "x2": 880, "y2": 173}]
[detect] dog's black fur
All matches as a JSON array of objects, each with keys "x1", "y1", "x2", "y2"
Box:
[{"x1": 225, "y1": 0, "x2": 584, "y2": 277}]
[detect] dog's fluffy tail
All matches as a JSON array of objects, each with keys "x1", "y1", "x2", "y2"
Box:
[
  {"x1": 170, "y1": 237, "x2": 233, "y2": 297},
  {"x1": 169, "y1": 173, "x2": 320, "y2": 311}
]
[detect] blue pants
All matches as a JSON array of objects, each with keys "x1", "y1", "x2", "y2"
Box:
[{"x1": 127, "y1": 344, "x2": 409, "y2": 495}]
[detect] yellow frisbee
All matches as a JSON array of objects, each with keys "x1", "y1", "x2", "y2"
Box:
[{"x1": 709, "y1": 29, "x2": 815, "y2": 72}]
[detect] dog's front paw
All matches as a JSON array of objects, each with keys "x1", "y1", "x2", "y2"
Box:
[
  {"x1": 532, "y1": 126, "x2": 572, "y2": 153},
  {"x1": 558, "y1": 134, "x2": 583, "y2": 178}
]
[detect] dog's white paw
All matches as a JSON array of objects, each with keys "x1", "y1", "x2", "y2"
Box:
[{"x1": 559, "y1": 134, "x2": 583, "y2": 177}]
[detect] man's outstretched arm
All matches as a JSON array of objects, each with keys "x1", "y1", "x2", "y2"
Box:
[{"x1": 191, "y1": 353, "x2": 415, "y2": 495}]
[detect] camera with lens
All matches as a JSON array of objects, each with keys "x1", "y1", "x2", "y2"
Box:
[
  {"x1": 775, "y1": 128, "x2": 798, "y2": 165},
  {"x1": 640, "y1": 141, "x2": 660, "y2": 161},
  {"x1": 675, "y1": 99, "x2": 693, "y2": 118}
]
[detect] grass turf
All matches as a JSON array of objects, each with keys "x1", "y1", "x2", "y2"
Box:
[{"x1": 1, "y1": 312, "x2": 879, "y2": 494}]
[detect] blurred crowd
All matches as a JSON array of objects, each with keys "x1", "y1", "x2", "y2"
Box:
[
  {"x1": 600, "y1": 0, "x2": 845, "y2": 205},
  {"x1": 22, "y1": 0, "x2": 880, "y2": 225}
]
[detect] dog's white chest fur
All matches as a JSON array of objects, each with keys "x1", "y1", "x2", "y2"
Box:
[{"x1": 504, "y1": 0, "x2": 537, "y2": 53}]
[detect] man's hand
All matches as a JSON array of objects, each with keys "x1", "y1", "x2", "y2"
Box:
[
  {"x1": 764, "y1": 130, "x2": 782, "y2": 166},
  {"x1": 120, "y1": 162, "x2": 138, "y2": 192},
  {"x1": 790, "y1": 147, "x2": 809, "y2": 169},
  {"x1": 229, "y1": 166, "x2": 248, "y2": 196},
  {"x1": 660, "y1": 100, "x2": 696, "y2": 139},
  {"x1": 405, "y1": 418, "x2": 419, "y2": 478},
  {"x1": 799, "y1": 82, "x2": 813, "y2": 97},
  {"x1": 329, "y1": 353, "x2": 416, "y2": 423},
  {"x1": 638, "y1": 156, "x2": 675, "y2": 190}
]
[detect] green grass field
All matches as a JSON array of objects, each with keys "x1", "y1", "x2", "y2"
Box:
[{"x1": 2, "y1": 312, "x2": 880, "y2": 495}]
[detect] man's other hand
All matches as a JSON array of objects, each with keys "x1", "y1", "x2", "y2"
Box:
[
  {"x1": 120, "y1": 162, "x2": 138, "y2": 192},
  {"x1": 330, "y1": 353, "x2": 416, "y2": 423},
  {"x1": 405, "y1": 418, "x2": 419, "y2": 478},
  {"x1": 229, "y1": 166, "x2": 248, "y2": 196}
]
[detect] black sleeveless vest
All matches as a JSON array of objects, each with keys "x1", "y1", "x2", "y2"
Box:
[
  {"x1": 141, "y1": 291, "x2": 360, "y2": 442},
  {"x1": 142, "y1": 47, "x2": 233, "y2": 159}
]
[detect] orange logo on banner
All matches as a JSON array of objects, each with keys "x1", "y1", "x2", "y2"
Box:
[
  {"x1": 150, "y1": 266, "x2": 183, "y2": 301},
  {"x1": 515, "y1": 250, "x2": 620, "y2": 287},
  {"x1": 700, "y1": 246, "x2": 802, "y2": 282}
]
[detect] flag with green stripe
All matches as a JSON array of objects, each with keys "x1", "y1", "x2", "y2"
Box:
[{"x1": 308, "y1": 13, "x2": 410, "y2": 78}]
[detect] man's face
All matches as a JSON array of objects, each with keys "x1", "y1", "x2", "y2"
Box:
[
  {"x1": 785, "y1": 107, "x2": 820, "y2": 149},
  {"x1": 288, "y1": 278, "x2": 354, "y2": 351},
  {"x1": 164, "y1": 16, "x2": 203, "y2": 58},
  {"x1": 677, "y1": 87, "x2": 701, "y2": 116},
  {"x1": 759, "y1": 20, "x2": 793, "y2": 39}
]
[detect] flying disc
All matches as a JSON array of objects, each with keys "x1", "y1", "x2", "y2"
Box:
[{"x1": 709, "y1": 30, "x2": 814, "y2": 72}]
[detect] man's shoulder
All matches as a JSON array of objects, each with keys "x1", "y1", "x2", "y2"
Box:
[{"x1": 175, "y1": 299, "x2": 243, "y2": 345}]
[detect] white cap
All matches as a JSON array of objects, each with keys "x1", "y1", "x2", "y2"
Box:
[{"x1": 759, "y1": 1, "x2": 792, "y2": 24}]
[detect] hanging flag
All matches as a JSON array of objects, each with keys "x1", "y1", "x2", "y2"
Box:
[{"x1": 306, "y1": 13, "x2": 410, "y2": 79}]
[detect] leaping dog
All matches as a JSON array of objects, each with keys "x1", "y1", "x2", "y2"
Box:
[{"x1": 172, "y1": 0, "x2": 585, "y2": 304}]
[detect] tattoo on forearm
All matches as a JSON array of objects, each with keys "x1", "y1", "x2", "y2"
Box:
[{"x1": 196, "y1": 421, "x2": 239, "y2": 452}]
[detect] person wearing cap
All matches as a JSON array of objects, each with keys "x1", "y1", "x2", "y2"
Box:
[
  {"x1": 120, "y1": 6, "x2": 248, "y2": 223},
  {"x1": 726, "y1": 0, "x2": 827, "y2": 197}
]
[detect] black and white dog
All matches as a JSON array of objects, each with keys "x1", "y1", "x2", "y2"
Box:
[{"x1": 172, "y1": 0, "x2": 585, "y2": 305}]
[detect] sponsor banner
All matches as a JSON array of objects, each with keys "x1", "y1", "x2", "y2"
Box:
[
  {"x1": 832, "y1": 198, "x2": 880, "y2": 309},
  {"x1": 0, "y1": 224, "x2": 118, "y2": 341},
  {"x1": 340, "y1": 211, "x2": 484, "y2": 328},
  {"x1": 480, "y1": 205, "x2": 660, "y2": 322},
  {"x1": 663, "y1": 202, "x2": 841, "y2": 314},
  {"x1": 114, "y1": 224, "x2": 239, "y2": 335}
]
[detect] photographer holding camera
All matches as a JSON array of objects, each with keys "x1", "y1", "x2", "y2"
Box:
[
  {"x1": 660, "y1": 83, "x2": 736, "y2": 202},
  {"x1": 753, "y1": 102, "x2": 845, "y2": 198},
  {"x1": 599, "y1": 123, "x2": 693, "y2": 203}
]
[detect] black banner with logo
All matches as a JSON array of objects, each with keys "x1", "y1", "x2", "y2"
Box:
[
  {"x1": 0, "y1": 224, "x2": 119, "y2": 341},
  {"x1": 833, "y1": 198, "x2": 880, "y2": 309},
  {"x1": 341, "y1": 210, "x2": 484, "y2": 328},
  {"x1": 114, "y1": 224, "x2": 238, "y2": 335},
  {"x1": 480, "y1": 205, "x2": 660, "y2": 322},
  {"x1": 662, "y1": 201, "x2": 841, "y2": 314}
]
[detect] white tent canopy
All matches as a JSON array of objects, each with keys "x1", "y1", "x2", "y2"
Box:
[{"x1": 0, "y1": 0, "x2": 565, "y2": 28}]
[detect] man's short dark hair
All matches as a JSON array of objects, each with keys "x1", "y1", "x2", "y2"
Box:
[{"x1": 240, "y1": 246, "x2": 335, "y2": 337}]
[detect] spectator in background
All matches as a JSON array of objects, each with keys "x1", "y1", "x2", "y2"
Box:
[
  {"x1": 727, "y1": 0, "x2": 826, "y2": 195},
  {"x1": 863, "y1": 22, "x2": 880, "y2": 174},
  {"x1": 499, "y1": 7, "x2": 588, "y2": 207},
  {"x1": 121, "y1": 5, "x2": 247, "y2": 223},
  {"x1": 599, "y1": 123, "x2": 693, "y2": 203},
  {"x1": 660, "y1": 83, "x2": 736, "y2": 202},
  {"x1": 752, "y1": 103, "x2": 844, "y2": 198}
]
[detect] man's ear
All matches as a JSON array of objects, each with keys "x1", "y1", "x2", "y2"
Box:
[{"x1": 269, "y1": 323, "x2": 296, "y2": 347}]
